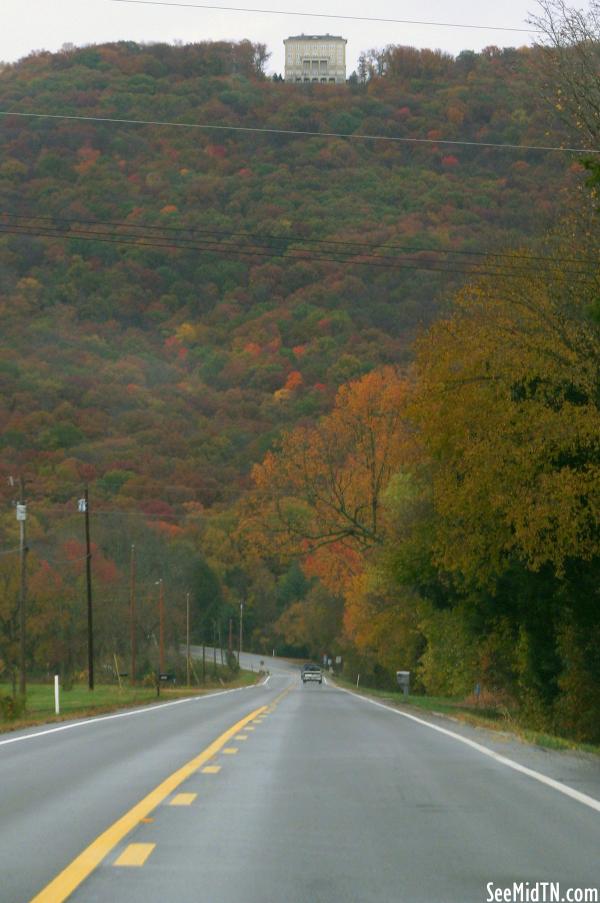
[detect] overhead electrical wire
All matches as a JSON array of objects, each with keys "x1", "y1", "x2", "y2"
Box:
[
  {"x1": 0, "y1": 222, "x2": 524, "y2": 277},
  {"x1": 1, "y1": 212, "x2": 596, "y2": 270},
  {"x1": 1, "y1": 110, "x2": 597, "y2": 155},
  {"x1": 1, "y1": 221, "x2": 596, "y2": 281},
  {"x1": 0, "y1": 219, "x2": 593, "y2": 278},
  {"x1": 109, "y1": 0, "x2": 540, "y2": 34}
]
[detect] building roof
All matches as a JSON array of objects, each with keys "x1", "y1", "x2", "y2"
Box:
[{"x1": 284, "y1": 34, "x2": 347, "y2": 42}]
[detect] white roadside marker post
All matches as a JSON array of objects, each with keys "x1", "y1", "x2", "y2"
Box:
[{"x1": 54, "y1": 675, "x2": 60, "y2": 715}]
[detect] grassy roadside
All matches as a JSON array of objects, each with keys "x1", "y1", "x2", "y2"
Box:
[
  {"x1": 332, "y1": 675, "x2": 600, "y2": 757},
  {"x1": 0, "y1": 668, "x2": 259, "y2": 735}
]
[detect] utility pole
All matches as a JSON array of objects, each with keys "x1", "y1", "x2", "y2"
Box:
[
  {"x1": 17, "y1": 478, "x2": 27, "y2": 697},
  {"x1": 202, "y1": 637, "x2": 206, "y2": 683},
  {"x1": 228, "y1": 617, "x2": 233, "y2": 655},
  {"x1": 158, "y1": 579, "x2": 165, "y2": 674},
  {"x1": 212, "y1": 621, "x2": 217, "y2": 677},
  {"x1": 129, "y1": 544, "x2": 136, "y2": 686},
  {"x1": 239, "y1": 601, "x2": 244, "y2": 663},
  {"x1": 186, "y1": 591, "x2": 190, "y2": 687},
  {"x1": 80, "y1": 487, "x2": 94, "y2": 691}
]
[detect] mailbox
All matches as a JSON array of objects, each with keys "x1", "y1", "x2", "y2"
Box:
[{"x1": 396, "y1": 670, "x2": 410, "y2": 697}]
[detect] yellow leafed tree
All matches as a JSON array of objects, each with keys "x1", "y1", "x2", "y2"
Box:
[{"x1": 413, "y1": 249, "x2": 600, "y2": 583}]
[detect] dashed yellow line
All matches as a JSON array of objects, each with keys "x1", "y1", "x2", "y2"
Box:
[
  {"x1": 202, "y1": 764, "x2": 221, "y2": 774},
  {"x1": 169, "y1": 793, "x2": 197, "y2": 806},
  {"x1": 222, "y1": 747, "x2": 238, "y2": 755},
  {"x1": 114, "y1": 843, "x2": 155, "y2": 867},
  {"x1": 29, "y1": 703, "x2": 267, "y2": 903},
  {"x1": 235, "y1": 734, "x2": 248, "y2": 740}
]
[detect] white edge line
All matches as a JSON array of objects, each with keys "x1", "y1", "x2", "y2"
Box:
[
  {"x1": 336, "y1": 685, "x2": 600, "y2": 815},
  {"x1": 0, "y1": 682, "x2": 261, "y2": 748},
  {"x1": 262, "y1": 674, "x2": 271, "y2": 686}
]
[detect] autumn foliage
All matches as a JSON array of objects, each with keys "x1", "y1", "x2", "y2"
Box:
[
  {"x1": 251, "y1": 367, "x2": 411, "y2": 568},
  {"x1": 1, "y1": 38, "x2": 599, "y2": 738}
]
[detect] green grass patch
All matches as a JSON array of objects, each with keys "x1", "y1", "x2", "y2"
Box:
[
  {"x1": 333, "y1": 676, "x2": 600, "y2": 757},
  {"x1": 0, "y1": 667, "x2": 259, "y2": 734}
]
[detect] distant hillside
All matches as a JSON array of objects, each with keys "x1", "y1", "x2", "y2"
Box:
[{"x1": 0, "y1": 39, "x2": 583, "y2": 516}]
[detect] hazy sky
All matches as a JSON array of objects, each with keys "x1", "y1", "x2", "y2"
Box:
[{"x1": 3, "y1": 0, "x2": 540, "y2": 74}]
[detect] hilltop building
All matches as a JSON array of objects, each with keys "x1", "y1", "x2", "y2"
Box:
[{"x1": 284, "y1": 35, "x2": 347, "y2": 84}]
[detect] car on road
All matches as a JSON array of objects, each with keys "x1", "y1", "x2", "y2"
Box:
[{"x1": 301, "y1": 663, "x2": 323, "y2": 684}]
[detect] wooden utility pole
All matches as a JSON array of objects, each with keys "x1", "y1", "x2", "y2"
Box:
[
  {"x1": 212, "y1": 621, "x2": 217, "y2": 677},
  {"x1": 186, "y1": 591, "x2": 191, "y2": 687},
  {"x1": 158, "y1": 578, "x2": 165, "y2": 674},
  {"x1": 83, "y1": 487, "x2": 94, "y2": 691},
  {"x1": 239, "y1": 601, "x2": 244, "y2": 663},
  {"x1": 129, "y1": 544, "x2": 136, "y2": 685},
  {"x1": 228, "y1": 618, "x2": 233, "y2": 655},
  {"x1": 17, "y1": 477, "x2": 27, "y2": 697},
  {"x1": 202, "y1": 639, "x2": 206, "y2": 683}
]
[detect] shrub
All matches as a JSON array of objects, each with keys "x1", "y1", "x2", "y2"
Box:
[{"x1": 0, "y1": 694, "x2": 27, "y2": 721}]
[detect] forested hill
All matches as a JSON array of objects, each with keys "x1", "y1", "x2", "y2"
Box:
[{"x1": 0, "y1": 39, "x2": 582, "y2": 514}]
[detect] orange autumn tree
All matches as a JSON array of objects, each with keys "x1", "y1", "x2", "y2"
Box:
[
  {"x1": 248, "y1": 366, "x2": 416, "y2": 667},
  {"x1": 250, "y1": 367, "x2": 412, "y2": 583}
]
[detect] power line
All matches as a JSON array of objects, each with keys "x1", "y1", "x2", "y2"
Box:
[
  {"x1": 0, "y1": 222, "x2": 514, "y2": 275},
  {"x1": 2, "y1": 212, "x2": 595, "y2": 267},
  {"x1": 0, "y1": 220, "x2": 591, "y2": 278},
  {"x1": 1, "y1": 110, "x2": 597, "y2": 154},
  {"x1": 1, "y1": 222, "x2": 596, "y2": 280},
  {"x1": 109, "y1": 0, "x2": 540, "y2": 34}
]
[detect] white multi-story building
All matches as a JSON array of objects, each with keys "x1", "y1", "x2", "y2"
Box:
[{"x1": 284, "y1": 34, "x2": 347, "y2": 84}]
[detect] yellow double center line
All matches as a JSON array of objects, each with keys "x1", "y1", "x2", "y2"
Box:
[{"x1": 30, "y1": 703, "x2": 267, "y2": 903}]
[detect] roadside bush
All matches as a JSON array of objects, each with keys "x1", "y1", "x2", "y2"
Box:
[
  {"x1": 226, "y1": 651, "x2": 239, "y2": 673},
  {"x1": 0, "y1": 694, "x2": 27, "y2": 721},
  {"x1": 553, "y1": 624, "x2": 600, "y2": 743}
]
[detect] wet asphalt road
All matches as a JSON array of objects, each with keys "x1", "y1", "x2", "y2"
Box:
[{"x1": 1, "y1": 652, "x2": 599, "y2": 903}]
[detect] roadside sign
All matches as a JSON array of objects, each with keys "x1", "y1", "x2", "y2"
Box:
[
  {"x1": 16, "y1": 504, "x2": 26, "y2": 521},
  {"x1": 78, "y1": 498, "x2": 87, "y2": 512}
]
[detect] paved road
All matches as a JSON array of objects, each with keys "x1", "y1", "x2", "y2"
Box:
[{"x1": 1, "y1": 656, "x2": 599, "y2": 903}]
